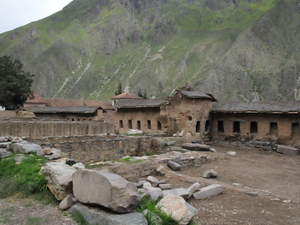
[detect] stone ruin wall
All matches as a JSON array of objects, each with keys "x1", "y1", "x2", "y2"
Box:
[
  {"x1": 24, "y1": 135, "x2": 153, "y2": 163},
  {"x1": 0, "y1": 121, "x2": 114, "y2": 138}
]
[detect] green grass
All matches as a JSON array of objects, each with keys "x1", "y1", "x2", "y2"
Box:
[
  {"x1": 0, "y1": 154, "x2": 54, "y2": 203},
  {"x1": 136, "y1": 195, "x2": 179, "y2": 225},
  {"x1": 72, "y1": 211, "x2": 90, "y2": 225},
  {"x1": 117, "y1": 157, "x2": 143, "y2": 163}
]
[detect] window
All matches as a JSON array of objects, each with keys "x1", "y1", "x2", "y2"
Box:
[
  {"x1": 137, "y1": 120, "x2": 141, "y2": 130},
  {"x1": 233, "y1": 121, "x2": 240, "y2": 133},
  {"x1": 250, "y1": 122, "x2": 258, "y2": 133},
  {"x1": 157, "y1": 121, "x2": 162, "y2": 130},
  {"x1": 196, "y1": 121, "x2": 201, "y2": 133},
  {"x1": 218, "y1": 121, "x2": 224, "y2": 133},
  {"x1": 147, "y1": 120, "x2": 152, "y2": 129},
  {"x1": 270, "y1": 122, "x2": 278, "y2": 135},
  {"x1": 119, "y1": 120, "x2": 123, "y2": 128},
  {"x1": 128, "y1": 120, "x2": 132, "y2": 129},
  {"x1": 205, "y1": 120, "x2": 210, "y2": 132},
  {"x1": 188, "y1": 116, "x2": 192, "y2": 121}
]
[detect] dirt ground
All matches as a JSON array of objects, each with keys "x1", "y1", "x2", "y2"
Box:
[
  {"x1": 165, "y1": 142, "x2": 300, "y2": 225},
  {"x1": 0, "y1": 142, "x2": 299, "y2": 225}
]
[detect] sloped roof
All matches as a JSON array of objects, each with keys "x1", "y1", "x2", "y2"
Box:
[
  {"x1": 45, "y1": 98, "x2": 112, "y2": 109},
  {"x1": 212, "y1": 101, "x2": 300, "y2": 113},
  {"x1": 25, "y1": 93, "x2": 47, "y2": 104},
  {"x1": 25, "y1": 106, "x2": 101, "y2": 114},
  {"x1": 114, "y1": 99, "x2": 165, "y2": 108},
  {"x1": 179, "y1": 90, "x2": 214, "y2": 100},
  {"x1": 111, "y1": 92, "x2": 143, "y2": 100}
]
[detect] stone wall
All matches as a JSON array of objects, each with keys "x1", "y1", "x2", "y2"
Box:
[
  {"x1": 24, "y1": 135, "x2": 153, "y2": 163},
  {"x1": 0, "y1": 121, "x2": 114, "y2": 138}
]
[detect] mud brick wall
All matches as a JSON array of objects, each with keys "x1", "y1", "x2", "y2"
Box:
[
  {"x1": 0, "y1": 121, "x2": 114, "y2": 137},
  {"x1": 24, "y1": 135, "x2": 152, "y2": 163}
]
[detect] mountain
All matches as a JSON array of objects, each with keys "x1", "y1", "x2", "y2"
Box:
[{"x1": 0, "y1": 0, "x2": 300, "y2": 102}]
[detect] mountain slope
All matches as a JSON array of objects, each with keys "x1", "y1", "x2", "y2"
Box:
[{"x1": 0, "y1": 0, "x2": 300, "y2": 101}]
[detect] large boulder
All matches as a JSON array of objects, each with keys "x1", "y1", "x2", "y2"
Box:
[
  {"x1": 0, "y1": 136, "x2": 8, "y2": 142},
  {"x1": 70, "y1": 203, "x2": 148, "y2": 225},
  {"x1": 11, "y1": 142, "x2": 44, "y2": 155},
  {"x1": 182, "y1": 143, "x2": 210, "y2": 151},
  {"x1": 0, "y1": 148, "x2": 12, "y2": 159},
  {"x1": 40, "y1": 161, "x2": 77, "y2": 200},
  {"x1": 156, "y1": 195, "x2": 198, "y2": 225},
  {"x1": 72, "y1": 169, "x2": 140, "y2": 213}
]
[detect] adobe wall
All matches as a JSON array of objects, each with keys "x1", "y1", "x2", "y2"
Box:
[
  {"x1": 162, "y1": 96, "x2": 212, "y2": 137},
  {"x1": 0, "y1": 111, "x2": 16, "y2": 118},
  {"x1": 114, "y1": 108, "x2": 165, "y2": 134},
  {"x1": 24, "y1": 135, "x2": 152, "y2": 163},
  {"x1": 211, "y1": 113, "x2": 300, "y2": 145},
  {"x1": 0, "y1": 121, "x2": 114, "y2": 137}
]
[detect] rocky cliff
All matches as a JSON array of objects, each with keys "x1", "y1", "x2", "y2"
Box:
[{"x1": 0, "y1": 0, "x2": 300, "y2": 101}]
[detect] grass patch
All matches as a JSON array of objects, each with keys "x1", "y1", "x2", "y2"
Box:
[
  {"x1": 136, "y1": 195, "x2": 179, "y2": 225},
  {"x1": 0, "y1": 154, "x2": 55, "y2": 204},
  {"x1": 0, "y1": 206, "x2": 14, "y2": 224},
  {"x1": 117, "y1": 157, "x2": 143, "y2": 163},
  {"x1": 72, "y1": 211, "x2": 90, "y2": 225},
  {"x1": 25, "y1": 217, "x2": 43, "y2": 225}
]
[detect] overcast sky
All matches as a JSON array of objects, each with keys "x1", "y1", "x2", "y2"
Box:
[{"x1": 0, "y1": 0, "x2": 73, "y2": 34}]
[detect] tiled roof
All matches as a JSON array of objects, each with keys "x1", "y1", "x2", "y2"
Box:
[
  {"x1": 25, "y1": 93, "x2": 47, "y2": 104},
  {"x1": 111, "y1": 92, "x2": 143, "y2": 100},
  {"x1": 25, "y1": 106, "x2": 101, "y2": 114},
  {"x1": 45, "y1": 98, "x2": 112, "y2": 109},
  {"x1": 179, "y1": 90, "x2": 213, "y2": 99},
  {"x1": 114, "y1": 99, "x2": 165, "y2": 108},
  {"x1": 212, "y1": 101, "x2": 300, "y2": 113}
]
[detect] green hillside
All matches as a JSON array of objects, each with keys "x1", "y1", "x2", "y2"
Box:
[{"x1": 1, "y1": 0, "x2": 300, "y2": 102}]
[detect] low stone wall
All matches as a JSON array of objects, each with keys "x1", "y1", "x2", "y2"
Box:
[
  {"x1": 24, "y1": 135, "x2": 153, "y2": 163},
  {"x1": 0, "y1": 121, "x2": 114, "y2": 137}
]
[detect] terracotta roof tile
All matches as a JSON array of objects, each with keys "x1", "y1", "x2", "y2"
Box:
[
  {"x1": 111, "y1": 92, "x2": 143, "y2": 100},
  {"x1": 26, "y1": 93, "x2": 47, "y2": 104}
]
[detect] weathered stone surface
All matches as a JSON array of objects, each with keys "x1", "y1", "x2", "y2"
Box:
[
  {"x1": 158, "y1": 184, "x2": 172, "y2": 190},
  {"x1": 156, "y1": 195, "x2": 198, "y2": 225},
  {"x1": 246, "y1": 191, "x2": 259, "y2": 197},
  {"x1": 193, "y1": 184, "x2": 224, "y2": 200},
  {"x1": 156, "y1": 165, "x2": 165, "y2": 176},
  {"x1": 11, "y1": 142, "x2": 44, "y2": 155},
  {"x1": 158, "y1": 179, "x2": 169, "y2": 184},
  {"x1": 14, "y1": 154, "x2": 26, "y2": 162},
  {"x1": 167, "y1": 160, "x2": 181, "y2": 171},
  {"x1": 0, "y1": 148, "x2": 12, "y2": 159},
  {"x1": 40, "y1": 161, "x2": 77, "y2": 200},
  {"x1": 72, "y1": 169, "x2": 140, "y2": 213},
  {"x1": 147, "y1": 176, "x2": 159, "y2": 186},
  {"x1": 0, "y1": 136, "x2": 8, "y2": 142},
  {"x1": 143, "y1": 186, "x2": 163, "y2": 201},
  {"x1": 276, "y1": 145, "x2": 299, "y2": 156},
  {"x1": 72, "y1": 162, "x2": 85, "y2": 169},
  {"x1": 59, "y1": 194, "x2": 75, "y2": 210},
  {"x1": 182, "y1": 143, "x2": 210, "y2": 151},
  {"x1": 163, "y1": 188, "x2": 189, "y2": 200},
  {"x1": 0, "y1": 142, "x2": 11, "y2": 148},
  {"x1": 226, "y1": 151, "x2": 237, "y2": 156},
  {"x1": 203, "y1": 169, "x2": 218, "y2": 179},
  {"x1": 186, "y1": 182, "x2": 201, "y2": 199},
  {"x1": 70, "y1": 203, "x2": 148, "y2": 225},
  {"x1": 10, "y1": 137, "x2": 23, "y2": 143},
  {"x1": 44, "y1": 148, "x2": 62, "y2": 160}
]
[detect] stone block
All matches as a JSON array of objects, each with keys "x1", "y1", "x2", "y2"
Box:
[
  {"x1": 163, "y1": 188, "x2": 189, "y2": 200},
  {"x1": 276, "y1": 145, "x2": 299, "y2": 156},
  {"x1": 0, "y1": 148, "x2": 12, "y2": 159},
  {"x1": 193, "y1": 184, "x2": 224, "y2": 200},
  {"x1": 182, "y1": 143, "x2": 210, "y2": 151},
  {"x1": 156, "y1": 195, "x2": 198, "y2": 225},
  {"x1": 11, "y1": 142, "x2": 44, "y2": 155},
  {"x1": 59, "y1": 194, "x2": 75, "y2": 210},
  {"x1": 167, "y1": 160, "x2": 181, "y2": 171},
  {"x1": 143, "y1": 186, "x2": 163, "y2": 201},
  {"x1": 186, "y1": 182, "x2": 201, "y2": 199},
  {"x1": 159, "y1": 184, "x2": 172, "y2": 190},
  {"x1": 70, "y1": 203, "x2": 148, "y2": 225},
  {"x1": 72, "y1": 169, "x2": 140, "y2": 213}
]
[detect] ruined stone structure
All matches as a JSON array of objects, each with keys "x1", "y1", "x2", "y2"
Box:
[
  {"x1": 0, "y1": 121, "x2": 114, "y2": 138},
  {"x1": 24, "y1": 135, "x2": 152, "y2": 163}
]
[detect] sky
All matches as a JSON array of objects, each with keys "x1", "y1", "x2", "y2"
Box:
[{"x1": 0, "y1": 0, "x2": 73, "y2": 34}]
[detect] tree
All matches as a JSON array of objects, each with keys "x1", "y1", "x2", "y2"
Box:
[
  {"x1": 115, "y1": 82, "x2": 122, "y2": 95},
  {"x1": 0, "y1": 55, "x2": 34, "y2": 110}
]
